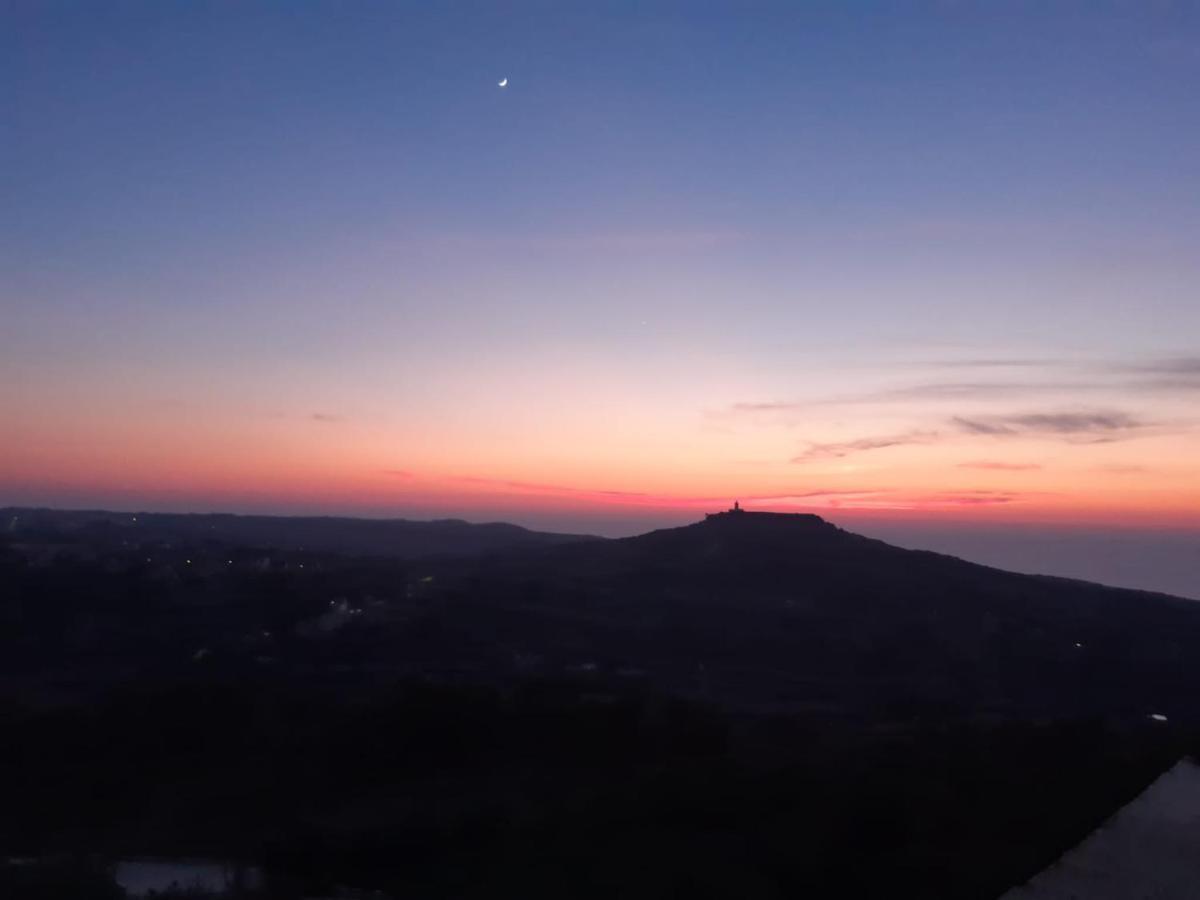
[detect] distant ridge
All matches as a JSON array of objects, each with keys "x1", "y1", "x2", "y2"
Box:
[
  {"x1": 0, "y1": 506, "x2": 601, "y2": 559},
  {"x1": 542, "y1": 508, "x2": 1193, "y2": 602}
]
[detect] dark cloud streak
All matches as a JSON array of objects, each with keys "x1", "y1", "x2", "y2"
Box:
[
  {"x1": 724, "y1": 354, "x2": 1200, "y2": 418},
  {"x1": 951, "y1": 411, "x2": 1144, "y2": 437},
  {"x1": 792, "y1": 431, "x2": 938, "y2": 463}
]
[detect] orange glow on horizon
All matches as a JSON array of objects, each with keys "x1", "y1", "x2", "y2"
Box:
[
  {"x1": 6, "y1": 459, "x2": 1198, "y2": 532},
  {"x1": 7, "y1": 364, "x2": 1199, "y2": 533}
]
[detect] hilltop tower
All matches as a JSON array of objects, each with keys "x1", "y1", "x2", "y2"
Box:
[{"x1": 705, "y1": 501, "x2": 747, "y2": 520}]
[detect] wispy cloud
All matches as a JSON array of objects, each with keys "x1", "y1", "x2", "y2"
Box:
[
  {"x1": 722, "y1": 354, "x2": 1200, "y2": 420},
  {"x1": 791, "y1": 431, "x2": 938, "y2": 463},
  {"x1": 380, "y1": 469, "x2": 414, "y2": 478},
  {"x1": 908, "y1": 491, "x2": 1027, "y2": 507},
  {"x1": 1111, "y1": 356, "x2": 1200, "y2": 393},
  {"x1": 724, "y1": 380, "x2": 1103, "y2": 416},
  {"x1": 311, "y1": 412, "x2": 345, "y2": 423},
  {"x1": 956, "y1": 461, "x2": 1043, "y2": 471},
  {"x1": 457, "y1": 476, "x2": 652, "y2": 500},
  {"x1": 450, "y1": 476, "x2": 1043, "y2": 513},
  {"x1": 741, "y1": 490, "x2": 889, "y2": 504},
  {"x1": 928, "y1": 355, "x2": 1200, "y2": 380},
  {"x1": 730, "y1": 401, "x2": 805, "y2": 413},
  {"x1": 878, "y1": 381, "x2": 1102, "y2": 402},
  {"x1": 456, "y1": 477, "x2": 884, "y2": 508},
  {"x1": 1121, "y1": 357, "x2": 1200, "y2": 376},
  {"x1": 783, "y1": 408, "x2": 1156, "y2": 465},
  {"x1": 746, "y1": 489, "x2": 1028, "y2": 509},
  {"x1": 950, "y1": 411, "x2": 1145, "y2": 439},
  {"x1": 922, "y1": 358, "x2": 1065, "y2": 369}
]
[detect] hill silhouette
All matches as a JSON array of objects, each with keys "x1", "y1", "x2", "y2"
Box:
[
  {"x1": 454, "y1": 509, "x2": 1200, "y2": 719},
  {"x1": 4, "y1": 505, "x2": 1196, "y2": 723},
  {"x1": 2, "y1": 505, "x2": 1198, "y2": 898}
]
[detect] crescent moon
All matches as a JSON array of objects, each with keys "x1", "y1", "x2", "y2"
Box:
[{"x1": 498, "y1": 77, "x2": 508, "y2": 87}]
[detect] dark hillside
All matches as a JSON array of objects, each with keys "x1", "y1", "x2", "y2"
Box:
[
  {"x1": 459, "y1": 510, "x2": 1200, "y2": 719},
  {"x1": 2, "y1": 508, "x2": 1198, "y2": 898}
]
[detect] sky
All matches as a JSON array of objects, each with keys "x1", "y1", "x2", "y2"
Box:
[{"x1": 4, "y1": 2, "x2": 1200, "y2": 589}]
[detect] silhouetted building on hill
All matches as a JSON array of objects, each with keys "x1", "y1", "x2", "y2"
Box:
[{"x1": 706, "y1": 501, "x2": 745, "y2": 520}]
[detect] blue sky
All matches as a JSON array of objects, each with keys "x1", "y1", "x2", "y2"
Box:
[{"x1": 4, "y1": 3, "x2": 1200, "y2": 596}]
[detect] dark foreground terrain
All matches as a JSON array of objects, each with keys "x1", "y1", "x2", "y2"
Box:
[{"x1": 1, "y1": 507, "x2": 1197, "y2": 898}]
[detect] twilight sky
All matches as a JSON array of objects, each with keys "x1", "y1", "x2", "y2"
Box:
[{"x1": 4, "y1": 3, "x2": 1200, "y2": 555}]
